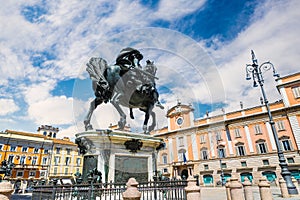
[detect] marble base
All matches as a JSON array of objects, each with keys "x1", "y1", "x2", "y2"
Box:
[{"x1": 75, "y1": 129, "x2": 164, "y2": 183}]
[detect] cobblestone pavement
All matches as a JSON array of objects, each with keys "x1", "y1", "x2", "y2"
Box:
[{"x1": 9, "y1": 187, "x2": 300, "y2": 200}]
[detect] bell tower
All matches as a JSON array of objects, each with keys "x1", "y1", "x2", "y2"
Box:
[{"x1": 166, "y1": 100, "x2": 195, "y2": 131}]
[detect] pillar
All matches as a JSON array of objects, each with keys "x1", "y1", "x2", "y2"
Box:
[
  {"x1": 243, "y1": 177, "x2": 253, "y2": 200},
  {"x1": 225, "y1": 179, "x2": 231, "y2": 200},
  {"x1": 185, "y1": 176, "x2": 201, "y2": 200},
  {"x1": 279, "y1": 177, "x2": 289, "y2": 198},
  {"x1": 258, "y1": 177, "x2": 273, "y2": 200},
  {"x1": 229, "y1": 178, "x2": 244, "y2": 200},
  {"x1": 0, "y1": 181, "x2": 13, "y2": 200},
  {"x1": 122, "y1": 178, "x2": 141, "y2": 200}
]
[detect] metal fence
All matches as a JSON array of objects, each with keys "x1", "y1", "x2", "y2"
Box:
[{"x1": 32, "y1": 180, "x2": 187, "y2": 200}]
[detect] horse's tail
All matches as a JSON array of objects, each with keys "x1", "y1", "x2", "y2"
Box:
[{"x1": 86, "y1": 57, "x2": 108, "y2": 83}]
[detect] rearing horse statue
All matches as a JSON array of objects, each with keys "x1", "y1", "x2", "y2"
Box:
[{"x1": 84, "y1": 48, "x2": 164, "y2": 133}]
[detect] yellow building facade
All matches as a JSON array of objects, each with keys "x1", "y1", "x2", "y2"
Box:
[
  {"x1": 154, "y1": 72, "x2": 300, "y2": 186},
  {"x1": 0, "y1": 125, "x2": 83, "y2": 185}
]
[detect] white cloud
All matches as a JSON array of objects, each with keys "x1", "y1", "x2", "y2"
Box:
[
  {"x1": 28, "y1": 96, "x2": 77, "y2": 125},
  {"x1": 0, "y1": 99, "x2": 19, "y2": 115},
  {"x1": 209, "y1": 0, "x2": 300, "y2": 111},
  {"x1": 155, "y1": 0, "x2": 206, "y2": 21}
]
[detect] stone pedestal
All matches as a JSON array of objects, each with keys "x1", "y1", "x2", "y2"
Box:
[
  {"x1": 123, "y1": 178, "x2": 141, "y2": 200},
  {"x1": 185, "y1": 176, "x2": 201, "y2": 200},
  {"x1": 76, "y1": 129, "x2": 164, "y2": 183}
]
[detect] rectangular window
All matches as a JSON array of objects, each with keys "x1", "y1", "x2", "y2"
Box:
[
  {"x1": 17, "y1": 171, "x2": 24, "y2": 177},
  {"x1": 0, "y1": 144, "x2": 3, "y2": 151},
  {"x1": 163, "y1": 168, "x2": 168, "y2": 173},
  {"x1": 64, "y1": 168, "x2": 69, "y2": 175},
  {"x1": 162, "y1": 155, "x2": 168, "y2": 164},
  {"x1": 29, "y1": 171, "x2": 35, "y2": 177},
  {"x1": 54, "y1": 167, "x2": 57, "y2": 175},
  {"x1": 292, "y1": 86, "x2": 300, "y2": 98},
  {"x1": 178, "y1": 137, "x2": 184, "y2": 147},
  {"x1": 287, "y1": 157, "x2": 295, "y2": 163},
  {"x1": 200, "y1": 135, "x2": 206, "y2": 143},
  {"x1": 56, "y1": 147, "x2": 61, "y2": 154},
  {"x1": 221, "y1": 163, "x2": 227, "y2": 169},
  {"x1": 282, "y1": 140, "x2": 293, "y2": 151},
  {"x1": 54, "y1": 156, "x2": 60, "y2": 165},
  {"x1": 216, "y1": 131, "x2": 222, "y2": 141},
  {"x1": 31, "y1": 157, "x2": 37, "y2": 165},
  {"x1": 234, "y1": 129, "x2": 241, "y2": 138},
  {"x1": 236, "y1": 146, "x2": 246, "y2": 156},
  {"x1": 263, "y1": 159, "x2": 269, "y2": 165},
  {"x1": 241, "y1": 161, "x2": 247, "y2": 167},
  {"x1": 257, "y1": 143, "x2": 268, "y2": 154},
  {"x1": 22, "y1": 147, "x2": 28, "y2": 152},
  {"x1": 65, "y1": 157, "x2": 71, "y2": 165},
  {"x1": 10, "y1": 146, "x2": 16, "y2": 152},
  {"x1": 254, "y1": 124, "x2": 262, "y2": 134},
  {"x1": 276, "y1": 121, "x2": 286, "y2": 131},
  {"x1": 204, "y1": 164, "x2": 209, "y2": 170},
  {"x1": 218, "y1": 148, "x2": 226, "y2": 158},
  {"x1": 76, "y1": 158, "x2": 81, "y2": 166},
  {"x1": 42, "y1": 157, "x2": 48, "y2": 165},
  {"x1": 20, "y1": 156, "x2": 26, "y2": 165},
  {"x1": 8, "y1": 155, "x2": 14, "y2": 163},
  {"x1": 34, "y1": 148, "x2": 39, "y2": 153},
  {"x1": 44, "y1": 149, "x2": 49, "y2": 154},
  {"x1": 201, "y1": 150, "x2": 208, "y2": 160},
  {"x1": 66, "y1": 148, "x2": 71, "y2": 155}
]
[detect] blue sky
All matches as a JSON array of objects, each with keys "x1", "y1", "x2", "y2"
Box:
[{"x1": 1, "y1": 0, "x2": 300, "y2": 140}]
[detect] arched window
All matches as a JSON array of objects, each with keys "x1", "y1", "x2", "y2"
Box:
[
  {"x1": 279, "y1": 136, "x2": 293, "y2": 151},
  {"x1": 162, "y1": 153, "x2": 168, "y2": 164},
  {"x1": 178, "y1": 149, "x2": 187, "y2": 162},
  {"x1": 256, "y1": 139, "x2": 268, "y2": 154},
  {"x1": 235, "y1": 142, "x2": 246, "y2": 156},
  {"x1": 200, "y1": 148, "x2": 208, "y2": 160},
  {"x1": 217, "y1": 145, "x2": 226, "y2": 158}
]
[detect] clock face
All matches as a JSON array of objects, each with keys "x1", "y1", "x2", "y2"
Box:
[{"x1": 176, "y1": 117, "x2": 184, "y2": 126}]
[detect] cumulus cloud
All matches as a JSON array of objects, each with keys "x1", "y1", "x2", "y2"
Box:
[
  {"x1": 0, "y1": 99, "x2": 19, "y2": 115},
  {"x1": 28, "y1": 96, "x2": 76, "y2": 125}
]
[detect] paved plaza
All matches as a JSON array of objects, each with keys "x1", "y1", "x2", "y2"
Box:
[
  {"x1": 200, "y1": 186, "x2": 300, "y2": 200},
  {"x1": 9, "y1": 186, "x2": 300, "y2": 200}
]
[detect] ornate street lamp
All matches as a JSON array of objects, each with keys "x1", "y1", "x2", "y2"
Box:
[
  {"x1": 217, "y1": 138, "x2": 225, "y2": 186},
  {"x1": 245, "y1": 50, "x2": 298, "y2": 195}
]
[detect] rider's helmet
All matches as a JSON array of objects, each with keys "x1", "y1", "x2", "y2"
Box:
[{"x1": 116, "y1": 47, "x2": 143, "y2": 66}]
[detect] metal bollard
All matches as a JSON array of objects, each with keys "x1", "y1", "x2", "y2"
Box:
[
  {"x1": 229, "y1": 178, "x2": 244, "y2": 200},
  {"x1": 258, "y1": 177, "x2": 273, "y2": 200},
  {"x1": 243, "y1": 177, "x2": 253, "y2": 200}
]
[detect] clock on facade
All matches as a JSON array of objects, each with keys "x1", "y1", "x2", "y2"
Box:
[{"x1": 176, "y1": 117, "x2": 184, "y2": 126}]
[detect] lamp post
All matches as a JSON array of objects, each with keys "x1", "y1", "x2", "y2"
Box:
[
  {"x1": 245, "y1": 50, "x2": 298, "y2": 195},
  {"x1": 217, "y1": 138, "x2": 225, "y2": 186}
]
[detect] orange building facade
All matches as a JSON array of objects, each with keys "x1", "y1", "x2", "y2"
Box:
[
  {"x1": 0, "y1": 125, "x2": 83, "y2": 188},
  {"x1": 154, "y1": 72, "x2": 300, "y2": 186}
]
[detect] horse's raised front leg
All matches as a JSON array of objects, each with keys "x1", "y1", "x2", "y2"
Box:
[
  {"x1": 129, "y1": 108, "x2": 134, "y2": 119},
  {"x1": 84, "y1": 98, "x2": 103, "y2": 131},
  {"x1": 142, "y1": 105, "x2": 154, "y2": 134},
  {"x1": 111, "y1": 95, "x2": 126, "y2": 130},
  {"x1": 148, "y1": 111, "x2": 156, "y2": 132}
]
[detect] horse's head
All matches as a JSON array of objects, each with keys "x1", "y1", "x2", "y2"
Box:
[{"x1": 145, "y1": 60, "x2": 157, "y2": 75}]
